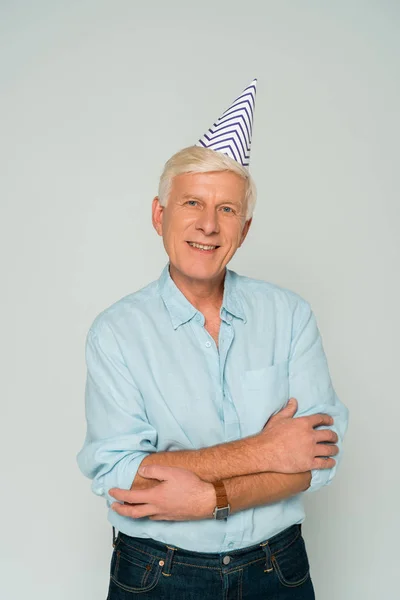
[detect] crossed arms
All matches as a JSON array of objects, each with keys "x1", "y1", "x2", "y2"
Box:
[
  {"x1": 77, "y1": 298, "x2": 349, "y2": 522},
  {"x1": 109, "y1": 401, "x2": 337, "y2": 520}
]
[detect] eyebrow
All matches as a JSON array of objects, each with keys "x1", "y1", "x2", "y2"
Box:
[
  {"x1": 181, "y1": 193, "x2": 242, "y2": 207},
  {"x1": 182, "y1": 194, "x2": 202, "y2": 201}
]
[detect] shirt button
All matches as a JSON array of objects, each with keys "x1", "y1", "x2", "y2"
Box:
[
  {"x1": 94, "y1": 487, "x2": 104, "y2": 496},
  {"x1": 228, "y1": 542, "x2": 234, "y2": 549},
  {"x1": 227, "y1": 314, "x2": 233, "y2": 322},
  {"x1": 222, "y1": 556, "x2": 231, "y2": 565},
  {"x1": 205, "y1": 341, "x2": 211, "y2": 348},
  {"x1": 195, "y1": 314, "x2": 201, "y2": 322}
]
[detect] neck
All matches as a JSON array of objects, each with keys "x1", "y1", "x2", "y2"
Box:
[{"x1": 169, "y1": 264, "x2": 225, "y2": 314}]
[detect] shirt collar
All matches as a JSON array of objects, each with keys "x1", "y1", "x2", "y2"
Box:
[{"x1": 158, "y1": 262, "x2": 246, "y2": 330}]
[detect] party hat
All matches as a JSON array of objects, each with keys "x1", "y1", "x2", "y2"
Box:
[{"x1": 196, "y1": 79, "x2": 257, "y2": 168}]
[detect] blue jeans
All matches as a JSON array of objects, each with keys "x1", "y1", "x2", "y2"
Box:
[{"x1": 106, "y1": 523, "x2": 315, "y2": 599}]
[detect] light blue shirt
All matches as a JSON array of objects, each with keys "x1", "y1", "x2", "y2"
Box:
[{"x1": 77, "y1": 263, "x2": 348, "y2": 552}]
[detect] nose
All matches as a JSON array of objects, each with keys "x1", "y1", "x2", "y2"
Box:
[{"x1": 195, "y1": 206, "x2": 220, "y2": 236}]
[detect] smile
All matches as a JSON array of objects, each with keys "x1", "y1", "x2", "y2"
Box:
[{"x1": 187, "y1": 242, "x2": 220, "y2": 251}]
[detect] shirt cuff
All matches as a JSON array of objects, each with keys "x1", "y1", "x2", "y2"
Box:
[
  {"x1": 91, "y1": 453, "x2": 150, "y2": 506},
  {"x1": 304, "y1": 465, "x2": 334, "y2": 493}
]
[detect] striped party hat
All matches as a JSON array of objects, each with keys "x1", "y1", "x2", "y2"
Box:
[{"x1": 196, "y1": 79, "x2": 257, "y2": 168}]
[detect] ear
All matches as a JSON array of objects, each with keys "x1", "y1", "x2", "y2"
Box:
[
  {"x1": 152, "y1": 196, "x2": 164, "y2": 236},
  {"x1": 238, "y1": 217, "x2": 252, "y2": 247}
]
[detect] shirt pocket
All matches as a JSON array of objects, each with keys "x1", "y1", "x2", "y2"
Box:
[{"x1": 239, "y1": 361, "x2": 289, "y2": 433}]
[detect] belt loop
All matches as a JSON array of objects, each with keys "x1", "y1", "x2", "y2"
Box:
[
  {"x1": 112, "y1": 526, "x2": 118, "y2": 548},
  {"x1": 162, "y1": 545, "x2": 177, "y2": 577},
  {"x1": 260, "y1": 541, "x2": 273, "y2": 573}
]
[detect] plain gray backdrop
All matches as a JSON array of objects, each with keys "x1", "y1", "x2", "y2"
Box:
[{"x1": 1, "y1": 1, "x2": 399, "y2": 598}]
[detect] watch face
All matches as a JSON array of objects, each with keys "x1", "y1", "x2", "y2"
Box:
[{"x1": 215, "y1": 506, "x2": 230, "y2": 520}]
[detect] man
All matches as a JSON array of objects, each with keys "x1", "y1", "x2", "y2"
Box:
[{"x1": 77, "y1": 79, "x2": 348, "y2": 599}]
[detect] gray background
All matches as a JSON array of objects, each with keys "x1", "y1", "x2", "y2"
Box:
[{"x1": 1, "y1": 1, "x2": 399, "y2": 598}]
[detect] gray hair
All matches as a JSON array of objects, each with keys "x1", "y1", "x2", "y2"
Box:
[{"x1": 158, "y1": 146, "x2": 256, "y2": 221}]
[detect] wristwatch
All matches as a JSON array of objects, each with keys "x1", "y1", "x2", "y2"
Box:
[{"x1": 212, "y1": 480, "x2": 230, "y2": 520}]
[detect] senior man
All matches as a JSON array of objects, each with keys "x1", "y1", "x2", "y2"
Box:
[{"x1": 77, "y1": 80, "x2": 348, "y2": 599}]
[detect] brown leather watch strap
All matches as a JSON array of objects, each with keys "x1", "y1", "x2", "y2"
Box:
[{"x1": 212, "y1": 480, "x2": 229, "y2": 508}]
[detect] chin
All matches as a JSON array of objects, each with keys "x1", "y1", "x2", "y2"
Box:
[{"x1": 172, "y1": 260, "x2": 223, "y2": 282}]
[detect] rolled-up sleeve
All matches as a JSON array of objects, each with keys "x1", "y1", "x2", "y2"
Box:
[
  {"x1": 288, "y1": 298, "x2": 349, "y2": 493},
  {"x1": 76, "y1": 320, "x2": 157, "y2": 505}
]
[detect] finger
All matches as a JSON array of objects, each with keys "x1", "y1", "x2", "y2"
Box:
[
  {"x1": 315, "y1": 429, "x2": 338, "y2": 444},
  {"x1": 315, "y1": 444, "x2": 339, "y2": 457},
  {"x1": 111, "y1": 502, "x2": 158, "y2": 519},
  {"x1": 266, "y1": 398, "x2": 298, "y2": 425},
  {"x1": 308, "y1": 413, "x2": 334, "y2": 428},
  {"x1": 278, "y1": 398, "x2": 298, "y2": 418},
  {"x1": 150, "y1": 514, "x2": 186, "y2": 522},
  {"x1": 108, "y1": 488, "x2": 154, "y2": 504},
  {"x1": 138, "y1": 464, "x2": 187, "y2": 481},
  {"x1": 312, "y1": 457, "x2": 336, "y2": 470}
]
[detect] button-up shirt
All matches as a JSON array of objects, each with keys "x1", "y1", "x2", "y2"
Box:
[{"x1": 77, "y1": 263, "x2": 348, "y2": 552}]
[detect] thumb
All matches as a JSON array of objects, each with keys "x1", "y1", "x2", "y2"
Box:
[
  {"x1": 138, "y1": 464, "x2": 184, "y2": 481},
  {"x1": 285, "y1": 397, "x2": 298, "y2": 415},
  {"x1": 275, "y1": 398, "x2": 298, "y2": 420}
]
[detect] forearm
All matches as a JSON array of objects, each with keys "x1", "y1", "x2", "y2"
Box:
[
  {"x1": 223, "y1": 471, "x2": 312, "y2": 514},
  {"x1": 130, "y1": 443, "x2": 311, "y2": 512},
  {"x1": 130, "y1": 463, "x2": 311, "y2": 517},
  {"x1": 131, "y1": 436, "x2": 262, "y2": 490}
]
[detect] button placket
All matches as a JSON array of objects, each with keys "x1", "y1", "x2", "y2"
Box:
[{"x1": 223, "y1": 513, "x2": 246, "y2": 551}]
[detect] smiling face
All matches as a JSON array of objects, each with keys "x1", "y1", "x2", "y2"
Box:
[{"x1": 152, "y1": 170, "x2": 252, "y2": 285}]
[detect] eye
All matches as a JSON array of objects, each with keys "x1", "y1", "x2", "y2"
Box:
[
  {"x1": 186, "y1": 200, "x2": 198, "y2": 207},
  {"x1": 221, "y1": 206, "x2": 233, "y2": 213}
]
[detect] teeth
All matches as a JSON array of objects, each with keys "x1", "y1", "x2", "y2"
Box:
[{"x1": 188, "y1": 242, "x2": 217, "y2": 250}]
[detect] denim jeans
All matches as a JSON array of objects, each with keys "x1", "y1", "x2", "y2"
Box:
[{"x1": 106, "y1": 523, "x2": 315, "y2": 599}]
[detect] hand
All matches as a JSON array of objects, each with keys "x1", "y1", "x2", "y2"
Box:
[
  {"x1": 259, "y1": 398, "x2": 339, "y2": 473},
  {"x1": 109, "y1": 465, "x2": 215, "y2": 521}
]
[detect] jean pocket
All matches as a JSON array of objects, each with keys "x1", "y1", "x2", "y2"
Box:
[
  {"x1": 111, "y1": 539, "x2": 163, "y2": 594},
  {"x1": 272, "y1": 531, "x2": 310, "y2": 588}
]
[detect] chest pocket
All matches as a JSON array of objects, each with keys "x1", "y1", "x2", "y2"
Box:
[{"x1": 239, "y1": 361, "x2": 289, "y2": 434}]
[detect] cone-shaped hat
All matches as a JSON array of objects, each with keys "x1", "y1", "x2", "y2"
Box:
[{"x1": 196, "y1": 79, "x2": 257, "y2": 168}]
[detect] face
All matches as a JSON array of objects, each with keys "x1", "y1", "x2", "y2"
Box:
[{"x1": 152, "y1": 170, "x2": 252, "y2": 284}]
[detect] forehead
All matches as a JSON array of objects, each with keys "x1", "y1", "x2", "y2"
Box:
[{"x1": 171, "y1": 171, "x2": 246, "y2": 202}]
